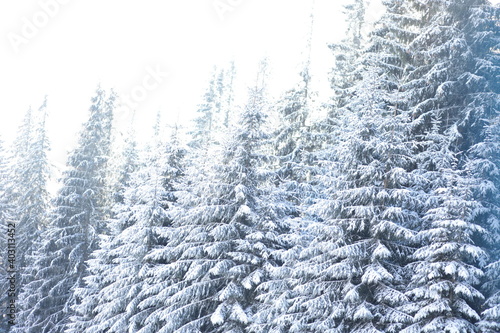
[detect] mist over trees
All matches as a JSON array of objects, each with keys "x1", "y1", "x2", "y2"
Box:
[{"x1": 1, "y1": 0, "x2": 499, "y2": 332}]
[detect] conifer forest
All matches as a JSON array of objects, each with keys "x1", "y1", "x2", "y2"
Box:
[{"x1": 1, "y1": 0, "x2": 500, "y2": 332}]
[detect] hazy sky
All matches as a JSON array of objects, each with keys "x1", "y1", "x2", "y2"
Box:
[
  {"x1": 1, "y1": 0, "x2": 368, "y2": 164},
  {"x1": 11, "y1": 0, "x2": 493, "y2": 168}
]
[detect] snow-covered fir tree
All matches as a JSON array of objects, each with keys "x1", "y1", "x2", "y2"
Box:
[
  {"x1": 189, "y1": 64, "x2": 236, "y2": 150},
  {"x1": 1, "y1": 98, "x2": 51, "y2": 333},
  {"x1": 7, "y1": 104, "x2": 35, "y2": 269},
  {"x1": 302, "y1": 67, "x2": 416, "y2": 332},
  {"x1": 117, "y1": 131, "x2": 188, "y2": 333},
  {"x1": 250, "y1": 10, "x2": 323, "y2": 330},
  {"x1": 131, "y1": 64, "x2": 288, "y2": 332},
  {"x1": 328, "y1": 0, "x2": 365, "y2": 112},
  {"x1": 402, "y1": 114, "x2": 487, "y2": 333},
  {"x1": 68, "y1": 120, "x2": 184, "y2": 333},
  {"x1": 109, "y1": 119, "x2": 140, "y2": 205},
  {"x1": 473, "y1": 113, "x2": 500, "y2": 333},
  {"x1": 461, "y1": 3, "x2": 500, "y2": 331},
  {"x1": 394, "y1": 1, "x2": 500, "y2": 332},
  {"x1": 66, "y1": 124, "x2": 139, "y2": 333},
  {"x1": 13, "y1": 87, "x2": 115, "y2": 333},
  {"x1": 272, "y1": 44, "x2": 317, "y2": 207},
  {"x1": 11, "y1": 98, "x2": 51, "y2": 277}
]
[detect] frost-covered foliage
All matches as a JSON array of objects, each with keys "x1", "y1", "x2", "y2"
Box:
[
  {"x1": 328, "y1": 0, "x2": 366, "y2": 112},
  {"x1": 1, "y1": 99, "x2": 51, "y2": 333},
  {"x1": 68, "y1": 127, "x2": 184, "y2": 333},
  {"x1": 272, "y1": 63, "x2": 317, "y2": 208},
  {"x1": 397, "y1": 1, "x2": 499, "y2": 332},
  {"x1": 131, "y1": 67, "x2": 287, "y2": 333},
  {"x1": 10, "y1": 99, "x2": 51, "y2": 276},
  {"x1": 14, "y1": 87, "x2": 115, "y2": 333},
  {"x1": 403, "y1": 117, "x2": 487, "y2": 333},
  {"x1": 189, "y1": 62, "x2": 236, "y2": 150},
  {"x1": 302, "y1": 69, "x2": 415, "y2": 333},
  {"x1": 471, "y1": 113, "x2": 500, "y2": 333}
]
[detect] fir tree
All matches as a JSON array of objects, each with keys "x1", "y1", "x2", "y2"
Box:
[
  {"x1": 392, "y1": 0, "x2": 499, "y2": 331},
  {"x1": 133, "y1": 65, "x2": 286, "y2": 333},
  {"x1": 14, "y1": 87, "x2": 115, "y2": 333},
  {"x1": 69, "y1": 126, "x2": 178, "y2": 333},
  {"x1": 402, "y1": 114, "x2": 487, "y2": 333},
  {"x1": 272, "y1": 58, "x2": 316, "y2": 208},
  {"x1": 109, "y1": 120, "x2": 140, "y2": 205},
  {"x1": 467, "y1": 103, "x2": 500, "y2": 333},
  {"x1": 14, "y1": 98, "x2": 51, "y2": 276},
  {"x1": 8, "y1": 104, "x2": 34, "y2": 269},
  {"x1": 251, "y1": 9, "x2": 322, "y2": 330},
  {"x1": 119, "y1": 132, "x2": 187, "y2": 333},
  {"x1": 189, "y1": 64, "x2": 236, "y2": 151},
  {"x1": 1, "y1": 99, "x2": 51, "y2": 333},
  {"x1": 328, "y1": 0, "x2": 366, "y2": 112},
  {"x1": 462, "y1": 3, "x2": 500, "y2": 331},
  {"x1": 299, "y1": 68, "x2": 415, "y2": 332}
]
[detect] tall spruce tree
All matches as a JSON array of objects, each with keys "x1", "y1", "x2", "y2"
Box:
[
  {"x1": 328, "y1": 0, "x2": 365, "y2": 112},
  {"x1": 131, "y1": 64, "x2": 286, "y2": 332},
  {"x1": 8, "y1": 105, "x2": 34, "y2": 270},
  {"x1": 272, "y1": 56, "x2": 316, "y2": 207},
  {"x1": 2, "y1": 99, "x2": 51, "y2": 333},
  {"x1": 250, "y1": 7, "x2": 322, "y2": 331},
  {"x1": 254, "y1": 0, "x2": 419, "y2": 331},
  {"x1": 121, "y1": 131, "x2": 188, "y2": 333},
  {"x1": 473, "y1": 113, "x2": 500, "y2": 333},
  {"x1": 397, "y1": 1, "x2": 499, "y2": 331},
  {"x1": 462, "y1": 3, "x2": 500, "y2": 332},
  {"x1": 13, "y1": 87, "x2": 115, "y2": 333},
  {"x1": 403, "y1": 114, "x2": 487, "y2": 333},
  {"x1": 68, "y1": 122, "x2": 183, "y2": 333},
  {"x1": 14, "y1": 98, "x2": 51, "y2": 275},
  {"x1": 304, "y1": 68, "x2": 416, "y2": 332},
  {"x1": 189, "y1": 64, "x2": 236, "y2": 151}
]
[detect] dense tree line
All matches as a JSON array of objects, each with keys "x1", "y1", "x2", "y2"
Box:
[{"x1": 1, "y1": 0, "x2": 499, "y2": 332}]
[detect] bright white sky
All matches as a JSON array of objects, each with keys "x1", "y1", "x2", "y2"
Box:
[
  {"x1": 6, "y1": 0, "x2": 496, "y2": 169},
  {"x1": 1, "y1": 0, "x2": 367, "y2": 167}
]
